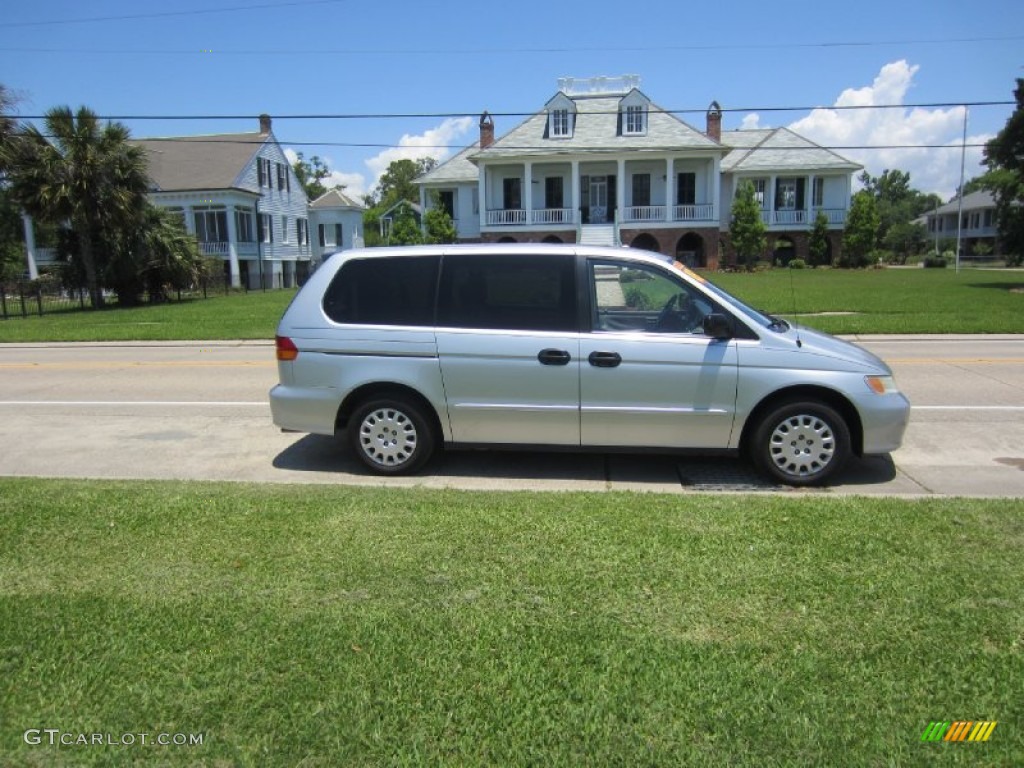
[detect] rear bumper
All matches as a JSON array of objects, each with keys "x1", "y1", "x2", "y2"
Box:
[{"x1": 269, "y1": 384, "x2": 342, "y2": 436}]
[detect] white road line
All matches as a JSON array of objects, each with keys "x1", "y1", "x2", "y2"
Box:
[
  {"x1": 912, "y1": 405, "x2": 1024, "y2": 411},
  {"x1": 0, "y1": 401, "x2": 269, "y2": 406}
]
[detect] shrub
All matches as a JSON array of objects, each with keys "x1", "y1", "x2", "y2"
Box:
[
  {"x1": 789, "y1": 258, "x2": 807, "y2": 269},
  {"x1": 923, "y1": 255, "x2": 948, "y2": 268},
  {"x1": 623, "y1": 286, "x2": 653, "y2": 310}
]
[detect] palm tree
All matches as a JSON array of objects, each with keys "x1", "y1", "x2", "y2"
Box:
[{"x1": 7, "y1": 106, "x2": 149, "y2": 307}]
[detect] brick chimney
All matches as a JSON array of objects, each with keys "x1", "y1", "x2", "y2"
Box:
[
  {"x1": 705, "y1": 101, "x2": 722, "y2": 142},
  {"x1": 479, "y1": 111, "x2": 494, "y2": 149},
  {"x1": 259, "y1": 113, "x2": 272, "y2": 135}
]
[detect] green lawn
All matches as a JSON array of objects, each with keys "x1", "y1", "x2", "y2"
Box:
[
  {"x1": 0, "y1": 267, "x2": 1022, "y2": 342},
  {"x1": 1, "y1": 479, "x2": 1021, "y2": 766}
]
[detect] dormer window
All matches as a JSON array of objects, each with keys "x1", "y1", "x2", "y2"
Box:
[
  {"x1": 550, "y1": 108, "x2": 571, "y2": 138},
  {"x1": 624, "y1": 104, "x2": 645, "y2": 135}
]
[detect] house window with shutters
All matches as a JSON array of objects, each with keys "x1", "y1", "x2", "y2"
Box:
[
  {"x1": 281, "y1": 215, "x2": 289, "y2": 243},
  {"x1": 677, "y1": 173, "x2": 696, "y2": 206},
  {"x1": 545, "y1": 177, "x2": 564, "y2": 209},
  {"x1": 632, "y1": 174, "x2": 651, "y2": 207},
  {"x1": 296, "y1": 218, "x2": 309, "y2": 246},
  {"x1": 235, "y1": 209, "x2": 254, "y2": 242},
  {"x1": 317, "y1": 223, "x2": 326, "y2": 248},
  {"x1": 812, "y1": 177, "x2": 825, "y2": 208},
  {"x1": 503, "y1": 178, "x2": 522, "y2": 210},
  {"x1": 257, "y1": 158, "x2": 273, "y2": 189},
  {"x1": 334, "y1": 223, "x2": 343, "y2": 247},
  {"x1": 258, "y1": 213, "x2": 273, "y2": 243}
]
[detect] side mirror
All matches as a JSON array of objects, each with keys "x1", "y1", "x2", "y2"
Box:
[{"x1": 703, "y1": 313, "x2": 733, "y2": 340}]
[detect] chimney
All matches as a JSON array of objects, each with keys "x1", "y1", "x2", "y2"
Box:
[
  {"x1": 479, "y1": 111, "x2": 494, "y2": 149},
  {"x1": 705, "y1": 101, "x2": 722, "y2": 142},
  {"x1": 259, "y1": 113, "x2": 272, "y2": 135}
]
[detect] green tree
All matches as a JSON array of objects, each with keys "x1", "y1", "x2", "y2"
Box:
[
  {"x1": 858, "y1": 168, "x2": 942, "y2": 257},
  {"x1": 7, "y1": 106, "x2": 149, "y2": 307},
  {"x1": 104, "y1": 205, "x2": 205, "y2": 305},
  {"x1": 841, "y1": 190, "x2": 880, "y2": 268},
  {"x1": 290, "y1": 152, "x2": 333, "y2": 201},
  {"x1": 808, "y1": 211, "x2": 831, "y2": 267},
  {"x1": 729, "y1": 181, "x2": 767, "y2": 271},
  {"x1": 981, "y1": 78, "x2": 1024, "y2": 266},
  {"x1": 882, "y1": 220, "x2": 928, "y2": 265},
  {"x1": 423, "y1": 193, "x2": 457, "y2": 244},
  {"x1": 371, "y1": 157, "x2": 436, "y2": 208},
  {"x1": 387, "y1": 209, "x2": 424, "y2": 246}
]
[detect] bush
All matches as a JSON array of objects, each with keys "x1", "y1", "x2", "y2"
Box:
[
  {"x1": 788, "y1": 258, "x2": 806, "y2": 269},
  {"x1": 923, "y1": 255, "x2": 949, "y2": 268},
  {"x1": 623, "y1": 286, "x2": 653, "y2": 310}
]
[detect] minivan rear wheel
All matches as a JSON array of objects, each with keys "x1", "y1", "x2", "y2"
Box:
[
  {"x1": 752, "y1": 400, "x2": 851, "y2": 486},
  {"x1": 348, "y1": 397, "x2": 435, "y2": 475}
]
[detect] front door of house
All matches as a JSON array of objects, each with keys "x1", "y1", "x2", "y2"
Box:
[{"x1": 589, "y1": 176, "x2": 608, "y2": 223}]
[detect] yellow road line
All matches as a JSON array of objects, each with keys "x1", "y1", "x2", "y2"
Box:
[{"x1": 0, "y1": 360, "x2": 274, "y2": 369}]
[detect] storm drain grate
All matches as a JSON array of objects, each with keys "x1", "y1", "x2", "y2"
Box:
[{"x1": 675, "y1": 460, "x2": 787, "y2": 492}]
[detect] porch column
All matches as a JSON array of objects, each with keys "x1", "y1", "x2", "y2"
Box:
[
  {"x1": 225, "y1": 207, "x2": 241, "y2": 289},
  {"x1": 524, "y1": 162, "x2": 533, "y2": 225},
  {"x1": 710, "y1": 157, "x2": 721, "y2": 223},
  {"x1": 571, "y1": 160, "x2": 580, "y2": 225},
  {"x1": 767, "y1": 176, "x2": 777, "y2": 226},
  {"x1": 807, "y1": 174, "x2": 816, "y2": 224},
  {"x1": 478, "y1": 165, "x2": 487, "y2": 231},
  {"x1": 616, "y1": 159, "x2": 625, "y2": 224},
  {"x1": 666, "y1": 158, "x2": 675, "y2": 221},
  {"x1": 21, "y1": 213, "x2": 39, "y2": 280}
]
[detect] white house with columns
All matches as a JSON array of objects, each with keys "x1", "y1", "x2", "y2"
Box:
[{"x1": 417, "y1": 76, "x2": 861, "y2": 268}]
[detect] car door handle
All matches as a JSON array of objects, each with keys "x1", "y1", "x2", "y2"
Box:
[
  {"x1": 588, "y1": 351, "x2": 622, "y2": 368},
  {"x1": 537, "y1": 348, "x2": 572, "y2": 366}
]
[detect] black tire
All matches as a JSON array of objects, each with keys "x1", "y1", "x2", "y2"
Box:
[
  {"x1": 347, "y1": 397, "x2": 436, "y2": 475},
  {"x1": 751, "y1": 400, "x2": 851, "y2": 486}
]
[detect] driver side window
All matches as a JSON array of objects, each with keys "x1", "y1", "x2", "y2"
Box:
[{"x1": 589, "y1": 260, "x2": 713, "y2": 334}]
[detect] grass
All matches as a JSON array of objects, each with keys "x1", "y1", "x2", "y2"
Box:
[
  {"x1": 1, "y1": 479, "x2": 1021, "y2": 766},
  {"x1": 0, "y1": 268, "x2": 1022, "y2": 342},
  {"x1": 711, "y1": 267, "x2": 1024, "y2": 334},
  {"x1": 0, "y1": 288, "x2": 297, "y2": 343}
]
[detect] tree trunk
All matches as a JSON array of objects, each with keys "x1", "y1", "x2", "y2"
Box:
[{"x1": 77, "y1": 223, "x2": 104, "y2": 308}]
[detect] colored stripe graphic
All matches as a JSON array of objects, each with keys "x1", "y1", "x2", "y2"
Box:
[{"x1": 921, "y1": 721, "x2": 996, "y2": 742}]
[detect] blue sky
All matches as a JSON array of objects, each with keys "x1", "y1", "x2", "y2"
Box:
[{"x1": 2, "y1": 0, "x2": 1022, "y2": 199}]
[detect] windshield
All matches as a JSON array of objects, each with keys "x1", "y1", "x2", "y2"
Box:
[{"x1": 672, "y1": 264, "x2": 786, "y2": 331}]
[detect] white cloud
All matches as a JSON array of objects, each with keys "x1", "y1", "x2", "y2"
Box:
[
  {"x1": 285, "y1": 117, "x2": 473, "y2": 202},
  {"x1": 740, "y1": 113, "x2": 762, "y2": 130},
  {"x1": 789, "y1": 60, "x2": 991, "y2": 199},
  {"x1": 362, "y1": 116, "x2": 474, "y2": 193}
]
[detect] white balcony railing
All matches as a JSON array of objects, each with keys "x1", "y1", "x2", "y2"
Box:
[
  {"x1": 199, "y1": 241, "x2": 229, "y2": 256},
  {"x1": 773, "y1": 210, "x2": 808, "y2": 225},
  {"x1": 673, "y1": 204, "x2": 715, "y2": 221},
  {"x1": 814, "y1": 208, "x2": 847, "y2": 225},
  {"x1": 532, "y1": 208, "x2": 575, "y2": 225},
  {"x1": 623, "y1": 205, "x2": 666, "y2": 222},
  {"x1": 486, "y1": 209, "x2": 527, "y2": 226}
]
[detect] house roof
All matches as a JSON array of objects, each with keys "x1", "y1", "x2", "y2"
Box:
[
  {"x1": 380, "y1": 199, "x2": 422, "y2": 218},
  {"x1": 310, "y1": 188, "x2": 364, "y2": 210},
  {"x1": 131, "y1": 132, "x2": 267, "y2": 192},
  {"x1": 469, "y1": 93, "x2": 723, "y2": 161},
  {"x1": 721, "y1": 127, "x2": 861, "y2": 173},
  {"x1": 417, "y1": 141, "x2": 480, "y2": 185},
  {"x1": 933, "y1": 190, "x2": 995, "y2": 215}
]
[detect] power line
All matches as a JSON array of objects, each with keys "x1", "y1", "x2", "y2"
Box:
[
  {"x1": 0, "y1": 0, "x2": 352, "y2": 28},
  {"x1": 13, "y1": 101, "x2": 1014, "y2": 123},
  {"x1": 2, "y1": 34, "x2": 1023, "y2": 51}
]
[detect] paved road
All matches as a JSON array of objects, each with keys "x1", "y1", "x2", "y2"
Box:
[{"x1": 1, "y1": 336, "x2": 1022, "y2": 496}]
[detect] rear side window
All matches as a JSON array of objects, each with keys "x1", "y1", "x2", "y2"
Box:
[
  {"x1": 322, "y1": 255, "x2": 439, "y2": 326},
  {"x1": 437, "y1": 253, "x2": 577, "y2": 332}
]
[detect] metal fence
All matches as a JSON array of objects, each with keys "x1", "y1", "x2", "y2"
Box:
[{"x1": 0, "y1": 273, "x2": 235, "y2": 320}]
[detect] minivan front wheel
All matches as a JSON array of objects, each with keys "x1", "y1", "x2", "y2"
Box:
[
  {"x1": 348, "y1": 397, "x2": 435, "y2": 475},
  {"x1": 752, "y1": 401, "x2": 851, "y2": 486}
]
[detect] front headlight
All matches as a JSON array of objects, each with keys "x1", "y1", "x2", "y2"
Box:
[{"x1": 865, "y1": 375, "x2": 899, "y2": 395}]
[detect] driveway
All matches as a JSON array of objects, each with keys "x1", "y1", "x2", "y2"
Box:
[{"x1": 0, "y1": 336, "x2": 1022, "y2": 496}]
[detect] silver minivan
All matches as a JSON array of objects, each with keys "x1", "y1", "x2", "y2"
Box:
[{"x1": 270, "y1": 244, "x2": 909, "y2": 485}]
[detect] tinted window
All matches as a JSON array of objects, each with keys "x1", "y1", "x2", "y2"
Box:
[
  {"x1": 438, "y1": 253, "x2": 576, "y2": 332},
  {"x1": 323, "y1": 256, "x2": 439, "y2": 326}
]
